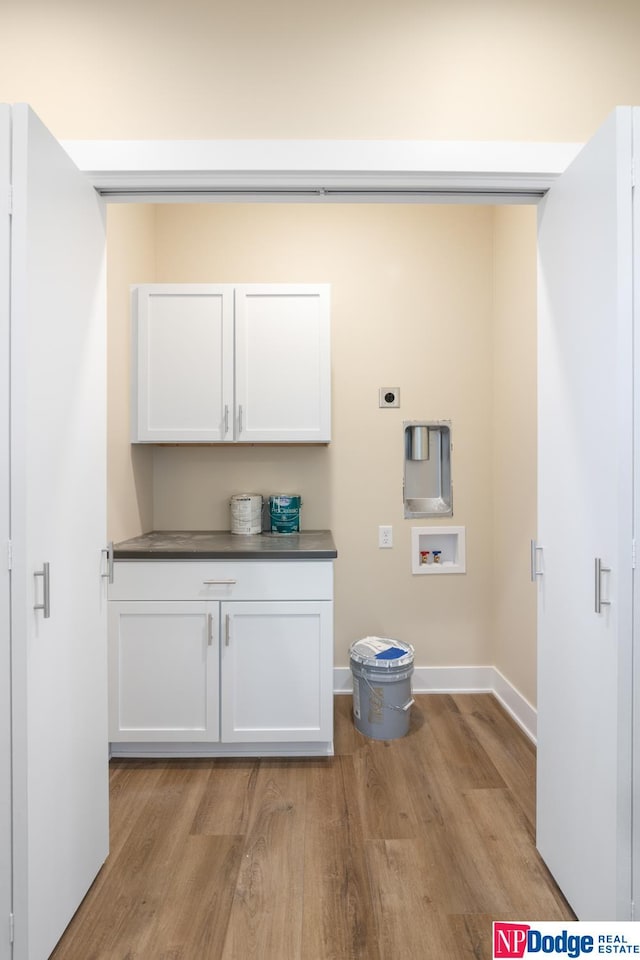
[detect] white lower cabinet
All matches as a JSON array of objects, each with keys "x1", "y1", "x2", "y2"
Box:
[
  {"x1": 220, "y1": 601, "x2": 333, "y2": 742},
  {"x1": 108, "y1": 600, "x2": 220, "y2": 742},
  {"x1": 108, "y1": 560, "x2": 334, "y2": 756}
]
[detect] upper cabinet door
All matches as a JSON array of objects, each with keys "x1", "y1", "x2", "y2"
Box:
[
  {"x1": 132, "y1": 284, "x2": 234, "y2": 442},
  {"x1": 536, "y1": 107, "x2": 634, "y2": 920},
  {"x1": 234, "y1": 284, "x2": 331, "y2": 442}
]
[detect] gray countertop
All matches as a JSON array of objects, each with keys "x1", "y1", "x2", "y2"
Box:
[{"x1": 113, "y1": 530, "x2": 337, "y2": 561}]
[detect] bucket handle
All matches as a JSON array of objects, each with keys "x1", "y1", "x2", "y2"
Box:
[{"x1": 361, "y1": 673, "x2": 414, "y2": 714}]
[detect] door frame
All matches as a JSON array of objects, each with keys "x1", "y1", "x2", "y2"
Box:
[
  {"x1": 0, "y1": 105, "x2": 12, "y2": 960},
  {"x1": 633, "y1": 111, "x2": 640, "y2": 920},
  {"x1": 63, "y1": 138, "x2": 581, "y2": 202}
]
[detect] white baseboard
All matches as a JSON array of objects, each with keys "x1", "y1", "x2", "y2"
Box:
[
  {"x1": 334, "y1": 664, "x2": 537, "y2": 743},
  {"x1": 491, "y1": 667, "x2": 537, "y2": 743}
]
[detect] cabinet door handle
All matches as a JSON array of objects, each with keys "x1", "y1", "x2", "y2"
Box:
[
  {"x1": 225, "y1": 613, "x2": 231, "y2": 646},
  {"x1": 238, "y1": 404, "x2": 243, "y2": 435},
  {"x1": 595, "y1": 557, "x2": 611, "y2": 613},
  {"x1": 34, "y1": 562, "x2": 51, "y2": 619},
  {"x1": 224, "y1": 404, "x2": 229, "y2": 436},
  {"x1": 207, "y1": 612, "x2": 214, "y2": 646},
  {"x1": 530, "y1": 539, "x2": 544, "y2": 581},
  {"x1": 101, "y1": 541, "x2": 114, "y2": 584},
  {"x1": 202, "y1": 579, "x2": 237, "y2": 585}
]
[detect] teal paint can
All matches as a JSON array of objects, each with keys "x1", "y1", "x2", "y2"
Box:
[{"x1": 269, "y1": 494, "x2": 302, "y2": 534}]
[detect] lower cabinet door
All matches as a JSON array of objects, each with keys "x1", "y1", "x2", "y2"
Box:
[
  {"x1": 109, "y1": 600, "x2": 219, "y2": 741},
  {"x1": 220, "y1": 601, "x2": 333, "y2": 742}
]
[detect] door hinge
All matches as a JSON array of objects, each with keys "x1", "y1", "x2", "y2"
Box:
[
  {"x1": 9, "y1": 912, "x2": 14, "y2": 943},
  {"x1": 6, "y1": 539, "x2": 12, "y2": 571}
]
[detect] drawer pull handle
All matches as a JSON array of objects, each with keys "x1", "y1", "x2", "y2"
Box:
[
  {"x1": 225, "y1": 613, "x2": 231, "y2": 646},
  {"x1": 202, "y1": 579, "x2": 237, "y2": 585}
]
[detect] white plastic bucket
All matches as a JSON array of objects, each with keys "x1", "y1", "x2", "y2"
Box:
[
  {"x1": 349, "y1": 637, "x2": 415, "y2": 740},
  {"x1": 230, "y1": 494, "x2": 262, "y2": 535}
]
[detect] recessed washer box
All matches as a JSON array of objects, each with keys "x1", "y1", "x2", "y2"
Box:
[{"x1": 411, "y1": 526, "x2": 466, "y2": 575}]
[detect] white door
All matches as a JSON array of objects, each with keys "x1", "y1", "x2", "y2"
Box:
[
  {"x1": 108, "y1": 601, "x2": 219, "y2": 742},
  {"x1": 537, "y1": 107, "x2": 634, "y2": 919},
  {"x1": 9, "y1": 105, "x2": 108, "y2": 959},
  {"x1": 0, "y1": 104, "x2": 12, "y2": 960},
  {"x1": 220, "y1": 601, "x2": 333, "y2": 742},
  {"x1": 234, "y1": 284, "x2": 331, "y2": 442}
]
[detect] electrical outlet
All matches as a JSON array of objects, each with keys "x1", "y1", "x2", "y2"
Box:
[
  {"x1": 378, "y1": 525, "x2": 393, "y2": 548},
  {"x1": 379, "y1": 387, "x2": 400, "y2": 408}
]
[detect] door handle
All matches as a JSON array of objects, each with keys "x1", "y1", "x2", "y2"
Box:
[
  {"x1": 207, "y1": 612, "x2": 214, "y2": 646},
  {"x1": 34, "y1": 562, "x2": 50, "y2": 618},
  {"x1": 101, "y1": 541, "x2": 114, "y2": 584},
  {"x1": 238, "y1": 404, "x2": 243, "y2": 436},
  {"x1": 225, "y1": 613, "x2": 231, "y2": 646},
  {"x1": 202, "y1": 579, "x2": 237, "y2": 586},
  {"x1": 224, "y1": 404, "x2": 229, "y2": 437},
  {"x1": 595, "y1": 557, "x2": 611, "y2": 614},
  {"x1": 530, "y1": 540, "x2": 544, "y2": 581}
]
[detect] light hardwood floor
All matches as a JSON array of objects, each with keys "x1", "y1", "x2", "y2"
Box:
[{"x1": 50, "y1": 694, "x2": 573, "y2": 960}]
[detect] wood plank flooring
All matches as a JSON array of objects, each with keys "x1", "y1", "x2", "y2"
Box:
[{"x1": 49, "y1": 694, "x2": 573, "y2": 960}]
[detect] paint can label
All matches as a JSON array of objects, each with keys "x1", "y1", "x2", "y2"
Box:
[
  {"x1": 230, "y1": 494, "x2": 262, "y2": 535},
  {"x1": 269, "y1": 494, "x2": 302, "y2": 533}
]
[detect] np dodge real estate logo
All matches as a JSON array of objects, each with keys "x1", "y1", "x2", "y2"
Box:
[{"x1": 493, "y1": 923, "x2": 640, "y2": 959}]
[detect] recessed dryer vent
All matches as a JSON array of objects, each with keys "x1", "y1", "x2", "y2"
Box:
[{"x1": 403, "y1": 420, "x2": 452, "y2": 519}]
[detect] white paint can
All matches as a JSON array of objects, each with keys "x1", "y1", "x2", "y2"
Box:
[{"x1": 230, "y1": 494, "x2": 263, "y2": 535}]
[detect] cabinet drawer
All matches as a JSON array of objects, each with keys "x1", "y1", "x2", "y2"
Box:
[{"x1": 109, "y1": 560, "x2": 333, "y2": 601}]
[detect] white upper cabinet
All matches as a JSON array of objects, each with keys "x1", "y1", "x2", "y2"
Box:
[
  {"x1": 132, "y1": 284, "x2": 234, "y2": 442},
  {"x1": 234, "y1": 285, "x2": 331, "y2": 442},
  {"x1": 131, "y1": 282, "x2": 331, "y2": 443}
]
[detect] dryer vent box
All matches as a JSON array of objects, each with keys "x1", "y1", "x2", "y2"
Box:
[{"x1": 403, "y1": 420, "x2": 452, "y2": 518}]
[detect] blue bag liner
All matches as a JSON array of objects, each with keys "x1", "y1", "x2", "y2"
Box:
[{"x1": 375, "y1": 647, "x2": 406, "y2": 660}]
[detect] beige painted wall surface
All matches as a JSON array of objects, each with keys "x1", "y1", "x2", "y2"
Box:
[
  {"x1": 492, "y1": 205, "x2": 538, "y2": 708},
  {"x1": 106, "y1": 205, "x2": 156, "y2": 543},
  {"x1": 128, "y1": 202, "x2": 497, "y2": 671},
  {"x1": 3, "y1": 0, "x2": 640, "y2": 142}
]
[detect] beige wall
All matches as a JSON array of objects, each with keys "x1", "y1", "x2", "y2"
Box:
[
  {"x1": 2, "y1": 0, "x2": 640, "y2": 142},
  {"x1": 108, "y1": 202, "x2": 515, "y2": 674},
  {"x1": 106, "y1": 205, "x2": 156, "y2": 543},
  {"x1": 492, "y1": 206, "x2": 538, "y2": 707}
]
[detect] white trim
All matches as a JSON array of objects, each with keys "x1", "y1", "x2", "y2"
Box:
[
  {"x1": 61, "y1": 138, "x2": 583, "y2": 201},
  {"x1": 491, "y1": 669, "x2": 537, "y2": 743},
  {"x1": 334, "y1": 664, "x2": 537, "y2": 743},
  {"x1": 110, "y1": 740, "x2": 334, "y2": 759}
]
